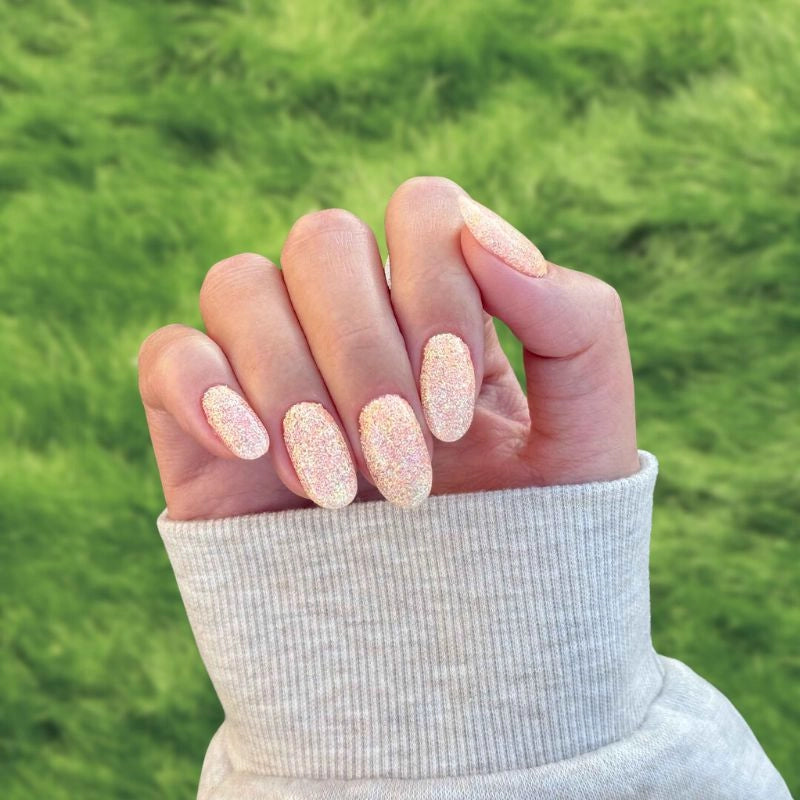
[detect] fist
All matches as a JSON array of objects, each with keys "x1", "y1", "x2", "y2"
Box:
[{"x1": 138, "y1": 177, "x2": 639, "y2": 520}]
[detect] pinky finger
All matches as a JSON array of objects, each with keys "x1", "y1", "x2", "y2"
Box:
[{"x1": 138, "y1": 323, "x2": 269, "y2": 464}]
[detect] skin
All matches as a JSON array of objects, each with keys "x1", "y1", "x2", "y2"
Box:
[{"x1": 138, "y1": 176, "x2": 640, "y2": 521}]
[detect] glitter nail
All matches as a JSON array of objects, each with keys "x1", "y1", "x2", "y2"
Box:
[
  {"x1": 283, "y1": 402, "x2": 357, "y2": 509},
  {"x1": 420, "y1": 333, "x2": 476, "y2": 442},
  {"x1": 358, "y1": 394, "x2": 432, "y2": 508},
  {"x1": 201, "y1": 384, "x2": 269, "y2": 460},
  {"x1": 384, "y1": 253, "x2": 392, "y2": 288},
  {"x1": 457, "y1": 194, "x2": 547, "y2": 278}
]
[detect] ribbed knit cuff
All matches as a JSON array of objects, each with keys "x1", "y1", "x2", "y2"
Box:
[{"x1": 157, "y1": 449, "x2": 661, "y2": 782}]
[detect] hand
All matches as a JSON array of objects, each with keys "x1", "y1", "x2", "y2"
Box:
[{"x1": 138, "y1": 177, "x2": 639, "y2": 520}]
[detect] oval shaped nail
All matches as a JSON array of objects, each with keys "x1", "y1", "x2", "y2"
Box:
[
  {"x1": 358, "y1": 394, "x2": 432, "y2": 508},
  {"x1": 201, "y1": 384, "x2": 269, "y2": 459},
  {"x1": 420, "y1": 333, "x2": 476, "y2": 442},
  {"x1": 283, "y1": 402, "x2": 357, "y2": 509},
  {"x1": 457, "y1": 194, "x2": 547, "y2": 278}
]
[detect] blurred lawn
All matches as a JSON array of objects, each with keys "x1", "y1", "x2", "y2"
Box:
[{"x1": 1, "y1": 0, "x2": 798, "y2": 796}]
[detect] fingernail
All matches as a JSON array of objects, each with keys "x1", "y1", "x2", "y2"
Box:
[
  {"x1": 283, "y1": 402, "x2": 357, "y2": 509},
  {"x1": 358, "y1": 394, "x2": 432, "y2": 508},
  {"x1": 201, "y1": 384, "x2": 269, "y2": 459},
  {"x1": 457, "y1": 194, "x2": 547, "y2": 278},
  {"x1": 420, "y1": 333, "x2": 475, "y2": 442},
  {"x1": 384, "y1": 253, "x2": 392, "y2": 288}
]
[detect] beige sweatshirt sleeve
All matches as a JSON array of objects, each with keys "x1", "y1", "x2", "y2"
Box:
[{"x1": 156, "y1": 449, "x2": 791, "y2": 799}]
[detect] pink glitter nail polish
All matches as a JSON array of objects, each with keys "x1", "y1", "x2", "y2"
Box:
[
  {"x1": 283, "y1": 402, "x2": 357, "y2": 509},
  {"x1": 201, "y1": 384, "x2": 269, "y2": 460},
  {"x1": 358, "y1": 394, "x2": 432, "y2": 508},
  {"x1": 457, "y1": 194, "x2": 547, "y2": 278},
  {"x1": 420, "y1": 333, "x2": 475, "y2": 442}
]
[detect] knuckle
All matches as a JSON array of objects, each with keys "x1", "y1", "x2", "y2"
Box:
[
  {"x1": 393, "y1": 255, "x2": 467, "y2": 298},
  {"x1": 138, "y1": 324, "x2": 187, "y2": 373},
  {"x1": 597, "y1": 280, "x2": 624, "y2": 325},
  {"x1": 387, "y1": 175, "x2": 462, "y2": 220},
  {"x1": 137, "y1": 323, "x2": 196, "y2": 403},
  {"x1": 326, "y1": 318, "x2": 377, "y2": 364},
  {"x1": 281, "y1": 208, "x2": 371, "y2": 263},
  {"x1": 199, "y1": 252, "x2": 274, "y2": 310}
]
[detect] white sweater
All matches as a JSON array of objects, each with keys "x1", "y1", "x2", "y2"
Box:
[{"x1": 157, "y1": 450, "x2": 791, "y2": 799}]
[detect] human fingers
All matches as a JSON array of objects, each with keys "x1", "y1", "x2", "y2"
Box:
[
  {"x1": 280, "y1": 210, "x2": 433, "y2": 508},
  {"x1": 384, "y1": 177, "x2": 483, "y2": 443},
  {"x1": 198, "y1": 253, "x2": 358, "y2": 510},
  {"x1": 457, "y1": 194, "x2": 640, "y2": 484},
  {"x1": 137, "y1": 323, "x2": 277, "y2": 519}
]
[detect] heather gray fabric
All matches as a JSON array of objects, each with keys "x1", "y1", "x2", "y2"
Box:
[{"x1": 157, "y1": 450, "x2": 791, "y2": 799}]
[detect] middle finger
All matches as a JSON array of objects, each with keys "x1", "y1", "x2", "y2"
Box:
[{"x1": 280, "y1": 209, "x2": 432, "y2": 508}]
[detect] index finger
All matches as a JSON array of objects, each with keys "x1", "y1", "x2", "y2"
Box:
[{"x1": 385, "y1": 177, "x2": 485, "y2": 442}]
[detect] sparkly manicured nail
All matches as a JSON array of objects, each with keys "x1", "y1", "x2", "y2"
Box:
[
  {"x1": 420, "y1": 333, "x2": 475, "y2": 442},
  {"x1": 283, "y1": 402, "x2": 357, "y2": 509},
  {"x1": 201, "y1": 384, "x2": 269, "y2": 459},
  {"x1": 358, "y1": 394, "x2": 432, "y2": 508},
  {"x1": 457, "y1": 194, "x2": 547, "y2": 278}
]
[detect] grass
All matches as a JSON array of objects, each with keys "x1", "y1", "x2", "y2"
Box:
[{"x1": 1, "y1": 0, "x2": 798, "y2": 796}]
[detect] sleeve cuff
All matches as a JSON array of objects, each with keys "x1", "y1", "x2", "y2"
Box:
[{"x1": 157, "y1": 449, "x2": 662, "y2": 781}]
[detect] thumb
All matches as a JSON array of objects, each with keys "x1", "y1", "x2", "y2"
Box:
[{"x1": 457, "y1": 194, "x2": 640, "y2": 484}]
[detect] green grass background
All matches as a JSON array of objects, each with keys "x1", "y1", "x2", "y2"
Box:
[{"x1": 1, "y1": 0, "x2": 798, "y2": 796}]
